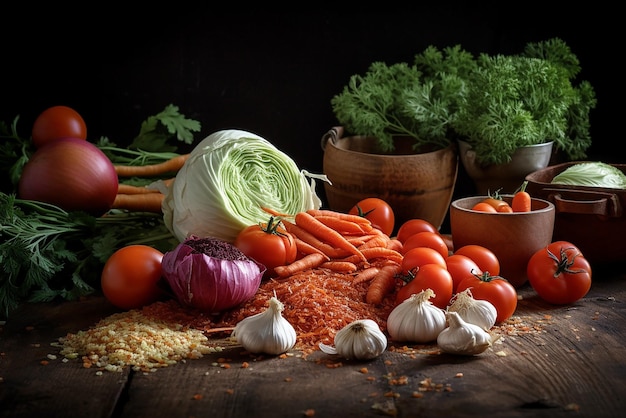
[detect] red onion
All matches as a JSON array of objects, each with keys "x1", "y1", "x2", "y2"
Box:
[
  {"x1": 161, "y1": 236, "x2": 265, "y2": 313},
  {"x1": 18, "y1": 137, "x2": 118, "y2": 216}
]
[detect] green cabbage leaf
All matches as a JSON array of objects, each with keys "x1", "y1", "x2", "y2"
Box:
[
  {"x1": 551, "y1": 162, "x2": 626, "y2": 189},
  {"x1": 162, "y1": 129, "x2": 329, "y2": 243}
]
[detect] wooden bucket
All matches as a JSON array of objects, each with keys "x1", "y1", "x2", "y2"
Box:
[{"x1": 321, "y1": 127, "x2": 458, "y2": 233}]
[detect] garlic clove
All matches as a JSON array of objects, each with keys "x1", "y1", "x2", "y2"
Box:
[{"x1": 437, "y1": 311, "x2": 492, "y2": 355}]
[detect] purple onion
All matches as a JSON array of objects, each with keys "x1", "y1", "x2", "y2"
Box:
[{"x1": 162, "y1": 235, "x2": 265, "y2": 313}]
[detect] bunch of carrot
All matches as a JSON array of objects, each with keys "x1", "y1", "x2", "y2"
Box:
[
  {"x1": 111, "y1": 154, "x2": 190, "y2": 213},
  {"x1": 263, "y1": 207, "x2": 404, "y2": 306}
]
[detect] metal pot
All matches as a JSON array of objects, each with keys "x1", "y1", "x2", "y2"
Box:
[{"x1": 458, "y1": 139, "x2": 553, "y2": 194}]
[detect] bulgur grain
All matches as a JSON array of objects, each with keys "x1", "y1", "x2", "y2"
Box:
[{"x1": 58, "y1": 303, "x2": 219, "y2": 373}]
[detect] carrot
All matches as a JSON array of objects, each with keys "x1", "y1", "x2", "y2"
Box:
[
  {"x1": 114, "y1": 153, "x2": 190, "y2": 177},
  {"x1": 112, "y1": 193, "x2": 164, "y2": 213},
  {"x1": 274, "y1": 253, "x2": 328, "y2": 278},
  {"x1": 366, "y1": 263, "x2": 402, "y2": 305},
  {"x1": 320, "y1": 261, "x2": 358, "y2": 273},
  {"x1": 306, "y1": 209, "x2": 372, "y2": 226},
  {"x1": 282, "y1": 220, "x2": 350, "y2": 259},
  {"x1": 295, "y1": 212, "x2": 367, "y2": 262},
  {"x1": 386, "y1": 238, "x2": 403, "y2": 253},
  {"x1": 512, "y1": 181, "x2": 531, "y2": 212},
  {"x1": 357, "y1": 234, "x2": 389, "y2": 250},
  {"x1": 352, "y1": 266, "x2": 381, "y2": 284},
  {"x1": 314, "y1": 216, "x2": 372, "y2": 235},
  {"x1": 338, "y1": 247, "x2": 403, "y2": 265},
  {"x1": 116, "y1": 184, "x2": 161, "y2": 195},
  {"x1": 293, "y1": 237, "x2": 327, "y2": 257}
]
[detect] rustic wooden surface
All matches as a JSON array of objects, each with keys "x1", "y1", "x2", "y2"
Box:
[{"x1": 1, "y1": 264, "x2": 625, "y2": 418}]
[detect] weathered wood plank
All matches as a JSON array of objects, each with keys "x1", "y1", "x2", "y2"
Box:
[{"x1": 1, "y1": 272, "x2": 625, "y2": 418}]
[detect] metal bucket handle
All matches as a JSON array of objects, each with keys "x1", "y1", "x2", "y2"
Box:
[
  {"x1": 321, "y1": 126, "x2": 345, "y2": 151},
  {"x1": 545, "y1": 188, "x2": 622, "y2": 218}
]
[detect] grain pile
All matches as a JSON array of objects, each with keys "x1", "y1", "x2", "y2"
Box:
[{"x1": 58, "y1": 303, "x2": 224, "y2": 373}]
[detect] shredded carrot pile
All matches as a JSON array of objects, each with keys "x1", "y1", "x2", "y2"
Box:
[{"x1": 216, "y1": 266, "x2": 398, "y2": 352}]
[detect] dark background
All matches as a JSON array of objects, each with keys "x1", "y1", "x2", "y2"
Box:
[{"x1": 2, "y1": 8, "x2": 619, "y2": 231}]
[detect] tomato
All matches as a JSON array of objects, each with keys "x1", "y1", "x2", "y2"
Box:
[
  {"x1": 454, "y1": 244, "x2": 500, "y2": 276},
  {"x1": 396, "y1": 263, "x2": 453, "y2": 309},
  {"x1": 31, "y1": 105, "x2": 87, "y2": 148},
  {"x1": 527, "y1": 241, "x2": 592, "y2": 305},
  {"x1": 234, "y1": 217, "x2": 297, "y2": 277},
  {"x1": 101, "y1": 245, "x2": 164, "y2": 310},
  {"x1": 471, "y1": 202, "x2": 498, "y2": 212},
  {"x1": 456, "y1": 272, "x2": 517, "y2": 323},
  {"x1": 396, "y1": 218, "x2": 437, "y2": 243},
  {"x1": 401, "y1": 247, "x2": 447, "y2": 274},
  {"x1": 402, "y1": 231, "x2": 449, "y2": 259},
  {"x1": 349, "y1": 197, "x2": 395, "y2": 236},
  {"x1": 445, "y1": 254, "x2": 482, "y2": 292}
]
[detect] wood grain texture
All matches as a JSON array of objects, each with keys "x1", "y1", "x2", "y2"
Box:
[{"x1": 1, "y1": 268, "x2": 625, "y2": 418}]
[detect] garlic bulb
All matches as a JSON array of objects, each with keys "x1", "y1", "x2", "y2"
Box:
[
  {"x1": 447, "y1": 288, "x2": 497, "y2": 331},
  {"x1": 387, "y1": 289, "x2": 447, "y2": 343},
  {"x1": 319, "y1": 319, "x2": 387, "y2": 360},
  {"x1": 231, "y1": 296, "x2": 296, "y2": 355},
  {"x1": 437, "y1": 311, "x2": 492, "y2": 355}
]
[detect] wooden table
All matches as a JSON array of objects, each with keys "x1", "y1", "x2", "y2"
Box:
[{"x1": 1, "y1": 264, "x2": 625, "y2": 418}]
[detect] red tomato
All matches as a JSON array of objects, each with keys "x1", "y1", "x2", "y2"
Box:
[
  {"x1": 527, "y1": 241, "x2": 592, "y2": 305},
  {"x1": 481, "y1": 196, "x2": 510, "y2": 211},
  {"x1": 396, "y1": 218, "x2": 437, "y2": 243},
  {"x1": 234, "y1": 217, "x2": 297, "y2": 277},
  {"x1": 349, "y1": 197, "x2": 395, "y2": 236},
  {"x1": 454, "y1": 244, "x2": 500, "y2": 276},
  {"x1": 101, "y1": 245, "x2": 164, "y2": 310},
  {"x1": 31, "y1": 105, "x2": 87, "y2": 148},
  {"x1": 456, "y1": 272, "x2": 517, "y2": 323},
  {"x1": 402, "y1": 231, "x2": 449, "y2": 259},
  {"x1": 445, "y1": 254, "x2": 482, "y2": 292},
  {"x1": 471, "y1": 202, "x2": 498, "y2": 212},
  {"x1": 396, "y1": 263, "x2": 453, "y2": 309},
  {"x1": 401, "y1": 247, "x2": 447, "y2": 275}
]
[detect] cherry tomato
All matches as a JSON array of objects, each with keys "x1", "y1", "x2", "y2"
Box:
[
  {"x1": 396, "y1": 263, "x2": 453, "y2": 309},
  {"x1": 31, "y1": 105, "x2": 87, "y2": 148},
  {"x1": 396, "y1": 218, "x2": 437, "y2": 243},
  {"x1": 401, "y1": 247, "x2": 447, "y2": 275},
  {"x1": 456, "y1": 272, "x2": 517, "y2": 323},
  {"x1": 445, "y1": 254, "x2": 482, "y2": 292},
  {"x1": 454, "y1": 244, "x2": 500, "y2": 276},
  {"x1": 402, "y1": 231, "x2": 449, "y2": 259},
  {"x1": 101, "y1": 245, "x2": 164, "y2": 310},
  {"x1": 527, "y1": 241, "x2": 592, "y2": 305},
  {"x1": 234, "y1": 217, "x2": 297, "y2": 277},
  {"x1": 471, "y1": 202, "x2": 498, "y2": 212},
  {"x1": 349, "y1": 197, "x2": 395, "y2": 236}
]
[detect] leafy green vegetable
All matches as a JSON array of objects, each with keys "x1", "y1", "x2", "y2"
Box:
[
  {"x1": 163, "y1": 129, "x2": 328, "y2": 244},
  {"x1": 0, "y1": 193, "x2": 179, "y2": 318},
  {"x1": 126, "y1": 104, "x2": 201, "y2": 152},
  {"x1": 551, "y1": 162, "x2": 626, "y2": 189},
  {"x1": 331, "y1": 45, "x2": 476, "y2": 153},
  {"x1": 454, "y1": 38, "x2": 596, "y2": 166}
]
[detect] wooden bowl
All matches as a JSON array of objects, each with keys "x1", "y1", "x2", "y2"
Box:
[{"x1": 450, "y1": 196, "x2": 555, "y2": 288}]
